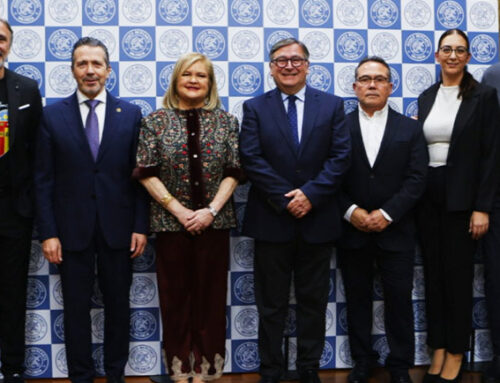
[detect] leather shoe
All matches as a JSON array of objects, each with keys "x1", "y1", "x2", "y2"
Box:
[
  {"x1": 299, "y1": 370, "x2": 321, "y2": 383},
  {"x1": 3, "y1": 373, "x2": 25, "y2": 383},
  {"x1": 106, "y1": 376, "x2": 126, "y2": 383},
  {"x1": 258, "y1": 376, "x2": 279, "y2": 383},
  {"x1": 423, "y1": 372, "x2": 440, "y2": 383},
  {"x1": 390, "y1": 372, "x2": 413, "y2": 383},
  {"x1": 348, "y1": 361, "x2": 375, "y2": 383}
]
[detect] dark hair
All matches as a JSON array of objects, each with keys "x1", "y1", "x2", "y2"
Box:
[
  {"x1": 354, "y1": 56, "x2": 392, "y2": 82},
  {"x1": 71, "y1": 37, "x2": 110, "y2": 68},
  {"x1": 0, "y1": 19, "x2": 13, "y2": 47},
  {"x1": 269, "y1": 38, "x2": 310, "y2": 61},
  {"x1": 437, "y1": 28, "x2": 477, "y2": 99}
]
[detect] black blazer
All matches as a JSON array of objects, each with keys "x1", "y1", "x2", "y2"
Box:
[
  {"x1": 337, "y1": 107, "x2": 428, "y2": 252},
  {"x1": 418, "y1": 81, "x2": 500, "y2": 213},
  {"x1": 4, "y1": 69, "x2": 43, "y2": 217}
]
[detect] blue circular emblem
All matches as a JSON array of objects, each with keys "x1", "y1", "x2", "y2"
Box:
[
  {"x1": 29, "y1": 241, "x2": 45, "y2": 274},
  {"x1": 130, "y1": 99, "x2": 154, "y2": 117},
  {"x1": 196, "y1": 0, "x2": 224, "y2": 23},
  {"x1": 413, "y1": 301, "x2": 427, "y2": 331},
  {"x1": 158, "y1": 0, "x2": 189, "y2": 24},
  {"x1": 370, "y1": 0, "x2": 398, "y2": 27},
  {"x1": 285, "y1": 340, "x2": 297, "y2": 369},
  {"x1": 344, "y1": 99, "x2": 358, "y2": 114},
  {"x1": 25, "y1": 347, "x2": 50, "y2": 376},
  {"x1": 373, "y1": 337, "x2": 389, "y2": 364},
  {"x1": 89, "y1": 29, "x2": 117, "y2": 56},
  {"x1": 387, "y1": 100, "x2": 400, "y2": 113},
  {"x1": 232, "y1": 64, "x2": 261, "y2": 95},
  {"x1": 132, "y1": 243, "x2": 156, "y2": 272},
  {"x1": 373, "y1": 304, "x2": 385, "y2": 332},
  {"x1": 303, "y1": 31, "x2": 330, "y2": 60},
  {"x1": 412, "y1": 266, "x2": 425, "y2": 299},
  {"x1": 470, "y1": 1, "x2": 496, "y2": 29},
  {"x1": 325, "y1": 307, "x2": 334, "y2": 332},
  {"x1": 338, "y1": 306, "x2": 348, "y2": 332},
  {"x1": 405, "y1": 100, "x2": 418, "y2": 118},
  {"x1": 284, "y1": 307, "x2": 297, "y2": 335},
  {"x1": 91, "y1": 279, "x2": 104, "y2": 307},
  {"x1": 159, "y1": 63, "x2": 175, "y2": 92},
  {"x1": 415, "y1": 333, "x2": 430, "y2": 365},
  {"x1": 474, "y1": 331, "x2": 493, "y2": 361},
  {"x1": 404, "y1": 0, "x2": 431, "y2": 28},
  {"x1": 25, "y1": 312, "x2": 48, "y2": 343},
  {"x1": 91, "y1": 311, "x2": 105, "y2": 340},
  {"x1": 54, "y1": 312, "x2": 65, "y2": 341},
  {"x1": 234, "y1": 342, "x2": 260, "y2": 370},
  {"x1": 12, "y1": 29, "x2": 42, "y2": 60},
  {"x1": 336, "y1": 0, "x2": 364, "y2": 26},
  {"x1": 14, "y1": 65, "x2": 43, "y2": 90},
  {"x1": 301, "y1": 0, "x2": 330, "y2": 26},
  {"x1": 390, "y1": 67, "x2": 400, "y2": 94},
  {"x1": 404, "y1": 33, "x2": 432, "y2": 62},
  {"x1": 52, "y1": 278, "x2": 64, "y2": 306},
  {"x1": 266, "y1": 0, "x2": 295, "y2": 25},
  {"x1": 339, "y1": 338, "x2": 353, "y2": 366},
  {"x1": 337, "y1": 270, "x2": 347, "y2": 299},
  {"x1": 231, "y1": 102, "x2": 246, "y2": 131},
  {"x1": 130, "y1": 275, "x2": 156, "y2": 305},
  {"x1": 437, "y1": 1, "x2": 464, "y2": 29},
  {"x1": 213, "y1": 64, "x2": 225, "y2": 91},
  {"x1": 123, "y1": 64, "x2": 153, "y2": 94},
  {"x1": 371, "y1": 32, "x2": 398, "y2": 61},
  {"x1": 48, "y1": 29, "x2": 79, "y2": 60},
  {"x1": 405, "y1": 67, "x2": 432, "y2": 96},
  {"x1": 319, "y1": 341, "x2": 334, "y2": 367},
  {"x1": 233, "y1": 239, "x2": 254, "y2": 269},
  {"x1": 130, "y1": 310, "x2": 157, "y2": 340},
  {"x1": 128, "y1": 344, "x2": 158, "y2": 373},
  {"x1": 231, "y1": 30, "x2": 260, "y2": 59},
  {"x1": 105, "y1": 69, "x2": 117, "y2": 92},
  {"x1": 471, "y1": 34, "x2": 497, "y2": 63},
  {"x1": 337, "y1": 31, "x2": 366, "y2": 61},
  {"x1": 92, "y1": 346, "x2": 105, "y2": 375},
  {"x1": 159, "y1": 29, "x2": 189, "y2": 59},
  {"x1": 10, "y1": 0, "x2": 43, "y2": 24},
  {"x1": 123, "y1": 0, "x2": 153, "y2": 23},
  {"x1": 195, "y1": 29, "x2": 225, "y2": 59},
  {"x1": 233, "y1": 273, "x2": 255, "y2": 303},
  {"x1": 26, "y1": 278, "x2": 47, "y2": 309},
  {"x1": 473, "y1": 265, "x2": 485, "y2": 296},
  {"x1": 472, "y1": 67, "x2": 486, "y2": 83},
  {"x1": 122, "y1": 29, "x2": 153, "y2": 60},
  {"x1": 307, "y1": 65, "x2": 331, "y2": 92},
  {"x1": 231, "y1": 0, "x2": 261, "y2": 25},
  {"x1": 235, "y1": 308, "x2": 258, "y2": 337},
  {"x1": 266, "y1": 30, "x2": 294, "y2": 53},
  {"x1": 55, "y1": 348, "x2": 68, "y2": 374},
  {"x1": 49, "y1": 0, "x2": 79, "y2": 23},
  {"x1": 85, "y1": 0, "x2": 116, "y2": 24},
  {"x1": 473, "y1": 300, "x2": 489, "y2": 328}
]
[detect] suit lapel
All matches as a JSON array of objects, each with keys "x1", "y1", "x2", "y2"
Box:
[
  {"x1": 372, "y1": 108, "x2": 398, "y2": 170},
  {"x1": 6, "y1": 70, "x2": 21, "y2": 148},
  {"x1": 418, "y1": 83, "x2": 439, "y2": 123},
  {"x1": 268, "y1": 88, "x2": 298, "y2": 155},
  {"x1": 97, "y1": 92, "x2": 122, "y2": 161},
  {"x1": 351, "y1": 109, "x2": 371, "y2": 168},
  {"x1": 449, "y1": 90, "x2": 479, "y2": 155},
  {"x1": 298, "y1": 87, "x2": 318, "y2": 157}
]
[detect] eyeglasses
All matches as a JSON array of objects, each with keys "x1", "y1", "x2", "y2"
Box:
[
  {"x1": 271, "y1": 57, "x2": 308, "y2": 68},
  {"x1": 439, "y1": 46, "x2": 469, "y2": 57},
  {"x1": 356, "y1": 76, "x2": 390, "y2": 86}
]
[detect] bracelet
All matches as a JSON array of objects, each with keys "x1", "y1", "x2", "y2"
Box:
[
  {"x1": 160, "y1": 192, "x2": 174, "y2": 207},
  {"x1": 208, "y1": 205, "x2": 218, "y2": 217}
]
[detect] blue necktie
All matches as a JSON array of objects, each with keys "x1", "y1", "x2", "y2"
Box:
[
  {"x1": 287, "y1": 95, "x2": 299, "y2": 148},
  {"x1": 85, "y1": 99, "x2": 100, "y2": 160}
]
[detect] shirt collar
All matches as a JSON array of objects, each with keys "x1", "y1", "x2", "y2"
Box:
[
  {"x1": 280, "y1": 85, "x2": 306, "y2": 103},
  {"x1": 77, "y1": 89, "x2": 107, "y2": 106},
  {"x1": 359, "y1": 102, "x2": 389, "y2": 121}
]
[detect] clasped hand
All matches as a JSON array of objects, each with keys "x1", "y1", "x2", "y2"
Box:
[
  {"x1": 351, "y1": 208, "x2": 390, "y2": 232},
  {"x1": 285, "y1": 189, "x2": 312, "y2": 218},
  {"x1": 178, "y1": 208, "x2": 214, "y2": 235}
]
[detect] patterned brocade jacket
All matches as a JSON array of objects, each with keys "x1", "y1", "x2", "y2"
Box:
[{"x1": 135, "y1": 107, "x2": 243, "y2": 233}]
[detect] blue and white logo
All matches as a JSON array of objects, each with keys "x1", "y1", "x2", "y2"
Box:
[
  {"x1": 374, "y1": 304, "x2": 385, "y2": 332},
  {"x1": 52, "y1": 278, "x2": 64, "y2": 306},
  {"x1": 27, "y1": 278, "x2": 47, "y2": 309},
  {"x1": 130, "y1": 310, "x2": 157, "y2": 340},
  {"x1": 48, "y1": 29, "x2": 79, "y2": 60},
  {"x1": 284, "y1": 307, "x2": 297, "y2": 335},
  {"x1": 105, "y1": 69, "x2": 117, "y2": 92},
  {"x1": 232, "y1": 30, "x2": 260, "y2": 59},
  {"x1": 307, "y1": 65, "x2": 331, "y2": 92},
  {"x1": 437, "y1": 1, "x2": 464, "y2": 29},
  {"x1": 16, "y1": 64, "x2": 42, "y2": 90},
  {"x1": 325, "y1": 307, "x2": 334, "y2": 331},
  {"x1": 159, "y1": 63, "x2": 175, "y2": 92},
  {"x1": 472, "y1": 67, "x2": 486, "y2": 83},
  {"x1": 130, "y1": 275, "x2": 156, "y2": 305},
  {"x1": 474, "y1": 331, "x2": 493, "y2": 361},
  {"x1": 404, "y1": 33, "x2": 432, "y2": 62},
  {"x1": 406, "y1": 67, "x2": 432, "y2": 96},
  {"x1": 195, "y1": 29, "x2": 225, "y2": 59},
  {"x1": 338, "y1": 306, "x2": 348, "y2": 332},
  {"x1": 91, "y1": 311, "x2": 105, "y2": 340},
  {"x1": 371, "y1": 32, "x2": 398, "y2": 60},
  {"x1": 473, "y1": 300, "x2": 489, "y2": 328},
  {"x1": 390, "y1": 67, "x2": 400, "y2": 94},
  {"x1": 91, "y1": 279, "x2": 104, "y2": 307},
  {"x1": 158, "y1": 0, "x2": 189, "y2": 24},
  {"x1": 55, "y1": 348, "x2": 68, "y2": 374},
  {"x1": 320, "y1": 341, "x2": 334, "y2": 367},
  {"x1": 303, "y1": 31, "x2": 330, "y2": 60},
  {"x1": 159, "y1": 29, "x2": 189, "y2": 59},
  {"x1": 301, "y1": 0, "x2": 330, "y2": 26},
  {"x1": 337, "y1": 31, "x2": 366, "y2": 61},
  {"x1": 266, "y1": 0, "x2": 295, "y2": 25},
  {"x1": 85, "y1": 0, "x2": 116, "y2": 24},
  {"x1": 405, "y1": 100, "x2": 418, "y2": 118},
  {"x1": 48, "y1": 0, "x2": 79, "y2": 23},
  {"x1": 387, "y1": 100, "x2": 400, "y2": 113},
  {"x1": 128, "y1": 345, "x2": 158, "y2": 373},
  {"x1": 231, "y1": 101, "x2": 245, "y2": 128},
  {"x1": 339, "y1": 338, "x2": 353, "y2": 366},
  {"x1": 470, "y1": 1, "x2": 496, "y2": 29},
  {"x1": 89, "y1": 29, "x2": 117, "y2": 56},
  {"x1": 235, "y1": 308, "x2": 258, "y2": 337},
  {"x1": 337, "y1": 66, "x2": 356, "y2": 95},
  {"x1": 231, "y1": 0, "x2": 260, "y2": 25},
  {"x1": 54, "y1": 312, "x2": 65, "y2": 341},
  {"x1": 29, "y1": 242, "x2": 45, "y2": 274},
  {"x1": 234, "y1": 239, "x2": 254, "y2": 269},
  {"x1": 213, "y1": 64, "x2": 225, "y2": 91},
  {"x1": 413, "y1": 301, "x2": 426, "y2": 331},
  {"x1": 373, "y1": 336, "x2": 389, "y2": 364},
  {"x1": 344, "y1": 99, "x2": 358, "y2": 114},
  {"x1": 196, "y1": 0, "x2": 224, "y2": 23},
  {"x1": 12, "y1": 29, "x2": 42, "y2": 59},
  {"x1": 122, "y1": 29, "x2": 153, "y2": 60},
  {"x1": 93, "y1": 346, "x2": 105, "y2": 376},
  {"x1": 471, "y1": 34, "x2": 497, "y2": 63},
  {"x1": 231, "y1": 65, "x2": 261, "y2": 95},
  {"x1": 25, "y1": 313, "x2": 48, "y2": 343},
  {"x1": 130, "y1": 99, "x2": 154, "y2": 117},
  {"x1": 266, "y1": 30, "x2": 294, "y2": 53},
  {"x1": 123, "y1": 0, "x2": 153, "y2": 23},
  {"x1": 123, "y1": 64, "x2": 153, "y2": 94},
  {"x1": 370, "y1": 0, "x2": 398, "y2": 27},
  {"x1": 336, "y1": 0, "x2": 364, "y2": 26},
  {"x1": 10, "y1": 0, "x2": 43, "y2": 24},
  {"x1": 132, "y1": 243, "x2": 156, "y2": 272},
  {"x1": 415, "y1": 333, "x2": 430, "y2": 365},
  {"x1": 233, "y1": 273, "x2": 255, "y2": 303},
  {"x1": 412, "y1": 266, "x2": 426, "y2": 298},
  {"x1": 234, "y1": 342, "x2": 260, "y2": 370},
  {"x1": 404, "y1": 0, "x2": 431, "y2": 28},
  {"x1": 25, "y1": 347, "x2": 50, "y2": 376}
]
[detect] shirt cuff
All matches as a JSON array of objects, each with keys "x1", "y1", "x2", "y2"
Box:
[
  {"x1": 344, "y1": 204, "x2": 358, "y2": 222},
  {"x1": 131, "y1": 166, "x2": 159, "y2": 180},
  {"x1": 379, "y1": 209, "x2": 393, "y2": 222}
]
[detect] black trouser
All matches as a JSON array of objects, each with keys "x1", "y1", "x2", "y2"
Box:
[
  {"x1": 338, "y1": 243, "x2": 415, "y2": 373},
  {"x1": 253, "y1": 238, "x2": 332, "y2": 378}
]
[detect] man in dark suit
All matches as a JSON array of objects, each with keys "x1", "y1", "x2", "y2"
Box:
[
  {"x1": 239, "y1": 38, "x2": 350, "y2": 383},
  {"x1": 0, "y1": 19, "x2": 43, "y2": 383},
  {"x1": 35, "y1": 37, "x2": 148, "y2": 383},
  {"x1": 337, "y1": 57, "x2": 428, "y2": 383}
]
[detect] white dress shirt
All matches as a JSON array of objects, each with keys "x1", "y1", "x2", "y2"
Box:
[
  {"x1": 281, "y1": 86, "x2": 306, "y2": 142},
  {"x1": 77, "y1": 89, "x2": 107, "y2": 143}
]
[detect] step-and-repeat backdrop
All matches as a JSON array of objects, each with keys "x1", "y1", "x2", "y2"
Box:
[{"x1": 3, "y1": 0, "x2": 498, "y2": 378}]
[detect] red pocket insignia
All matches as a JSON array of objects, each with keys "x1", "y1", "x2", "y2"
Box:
[{"x1": 0, "y1": 110, "x2": 9, "y2": 157}]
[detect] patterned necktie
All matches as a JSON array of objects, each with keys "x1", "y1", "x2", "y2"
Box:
[
  {"x1": 287, "y1": 95, "x2": 299, "y2": 148},
  {"x1": 85, "y1": 99, "x2": 100, "y2": 160}
]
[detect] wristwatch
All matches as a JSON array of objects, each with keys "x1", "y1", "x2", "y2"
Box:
[{"x1": 208, "y1": 205, "x2": 218, "y2": 217}]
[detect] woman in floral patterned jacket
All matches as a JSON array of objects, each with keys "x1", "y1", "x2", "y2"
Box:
[{"x1": 133, "y1": 52, "x2": 243, "y2": 383}]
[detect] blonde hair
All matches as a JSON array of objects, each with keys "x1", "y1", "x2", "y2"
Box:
[{"x1": 163, "y1": 52, "x2": 221, "y2": 110}]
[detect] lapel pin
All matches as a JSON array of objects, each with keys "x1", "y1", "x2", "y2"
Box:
[{"x1": 116, "y1": 107, "x2": 122, "y2": 112}]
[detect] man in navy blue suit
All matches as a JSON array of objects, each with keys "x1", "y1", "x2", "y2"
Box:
[
  {"x1": 239, "y1": 38, "x2": 350, "y2": 383},
  {"x1": 337, "y1": 57, "x2": 428, "y2": 383},
  {"x1": 35, "y1": 37, "x2": 148, "y2": 383}
]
